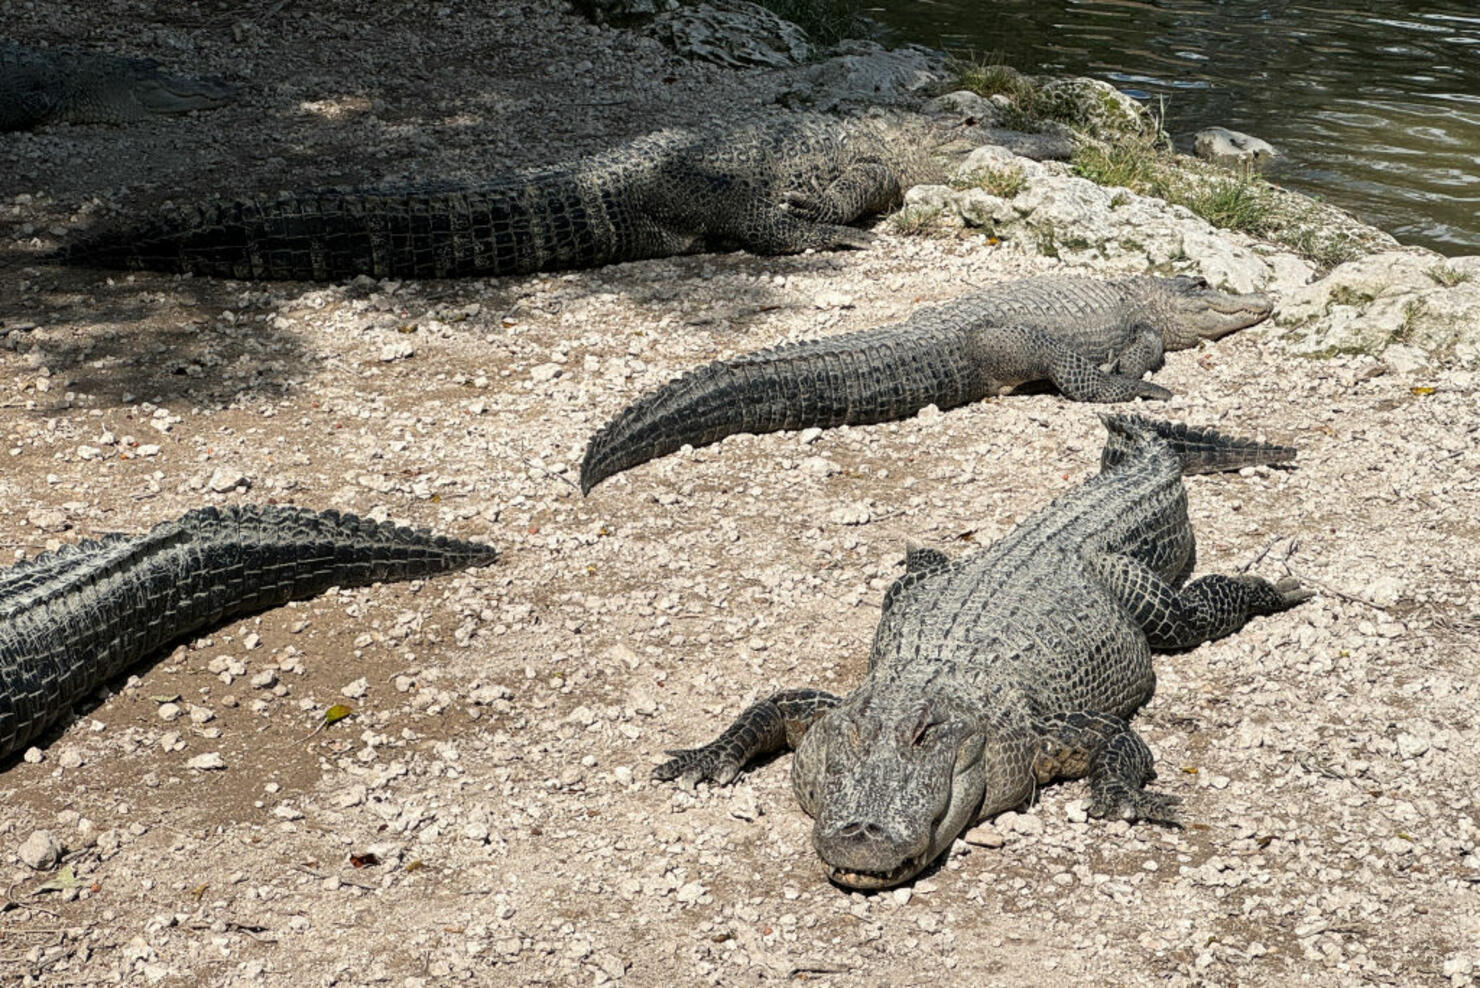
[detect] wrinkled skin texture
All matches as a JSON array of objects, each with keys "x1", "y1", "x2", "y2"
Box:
[
  {"x1": 57, "y1": 113, "x2": 941, "y2": 280},
  {"x1": 0, "y1": 42, "x2": 236, "y2": 132},
  {"x1": 655, "y1": 416, "x2": 1310, "y2": 889}
]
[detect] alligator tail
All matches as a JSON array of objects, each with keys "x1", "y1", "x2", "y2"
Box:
[
  {"x1": 0, "y1": 505, "x2": 495, "y2": 760},
  {"x1": 1099, "y1": 413, "x2": 1296, "y2": 475},
  {"x1": 579, "y1": 322, "x2": 986, "y2": 494},
  {"x1": 54, "y1": 168, "x2": 648, "y2": 280}
]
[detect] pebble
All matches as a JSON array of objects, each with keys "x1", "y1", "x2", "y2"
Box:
[
  {"x1": 208, "y1": 466, "x2": 248, "y2": 492},
  {"x1": 185, "y1": 753, "x2": 227, "y2": 771},
  {"x1": 17, "y1": 830, "x2": 62, "y2": 870}
]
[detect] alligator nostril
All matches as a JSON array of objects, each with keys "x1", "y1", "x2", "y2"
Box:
[{"x1": 836, "y1": 820, "x2": 886, "y2": 842}]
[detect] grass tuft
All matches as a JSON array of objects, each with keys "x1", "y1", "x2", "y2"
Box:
[
  {"x1": 888, "y1": 205, "x2": 944, "y2": 236},
  {"x1": 754, "y1": 0, "x2": 867, "y2": 45},
  {"x1": 1426, "y1": 263, "x2": 1472, "y2": 287},
  {"x1": 949, "y1": 165, "x2": 1027, "y2": 198}
]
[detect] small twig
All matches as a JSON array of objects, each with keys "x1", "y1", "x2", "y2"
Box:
[
  {"x1": 519, "y1": 453, "x2": 579, "y2": 491},
  {"x1": 788, "y1": 962, "x2": 853, "y2": 977},
  {"x1": 1279, "y1": 563, "x2": 1388, "y2": 612},
  {"x1": 1238, "y1": 536, "x2": 1296, "y2": 573},
  {"x1": 291, "y1": 865, "x2": 376, "y2": 891},
  {"x1": 187, "y1": 920, "x2": 277, "y2": 944}
]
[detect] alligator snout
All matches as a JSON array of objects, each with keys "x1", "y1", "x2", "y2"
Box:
[{"x1": 815, "y1": 817, "x2": 926, "y2": 877}]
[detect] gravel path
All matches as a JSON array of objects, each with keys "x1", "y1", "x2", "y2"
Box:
[{"x1": 2, "y1": 3, "x2": 1478, "y2": 984}]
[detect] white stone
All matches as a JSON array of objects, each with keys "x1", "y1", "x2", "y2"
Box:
[
  {"x1": 208, "y1": 466, "x2": 248, "y2": 492},
  {"x1": 17, "y1": 829, "x2": 62, "y2": 870}
]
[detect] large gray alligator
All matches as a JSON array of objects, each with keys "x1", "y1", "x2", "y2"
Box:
[
  {"x1": 579, "y1": 275, "x2": 1273, "y2": 492},
  {"x1": 54, "y1": 112, "x2": 944, "y2": 280},
  {"x1": 1, "y1": 41, "x2": 237, "y2": 131},
  {"x1": 655, "y1": 414, "x2": 1309, "y2": 889},
  {"x1": 0, "y1": 505, "x2": 495, "y2": 761}
]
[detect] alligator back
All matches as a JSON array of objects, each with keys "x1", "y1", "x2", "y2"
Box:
[
  {"x1": 56, "y1": 113, "x2": 929, "y2": 280},
  {"x1": 0, "y1": 505, "x2": 496, "y2": 759},
  {"x1": 870, "y1": 416, "x2": 1295, "y2": 714},
  {"x1": 58, "y1": 135, "x2": 689, "y2": 280}
]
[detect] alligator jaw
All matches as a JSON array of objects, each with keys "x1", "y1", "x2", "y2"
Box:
[
  {"x1": 825, "y1": 850, "x2": 932, "y2": 891},
  {"x1": 1192, "y1": 290, "x2": 1275, "y2": 340}
]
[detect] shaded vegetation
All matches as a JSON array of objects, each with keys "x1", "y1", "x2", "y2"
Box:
[{"x1": 756, "y1": 0, "x2": 868, "y2": 45}]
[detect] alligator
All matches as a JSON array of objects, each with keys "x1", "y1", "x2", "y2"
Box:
[
  {"x1": 654, "y1": 414, "x2": 1310, "y2": 889},
  {"x1": 579, "y1": 275, "x2": 1273, "y2": 492},
  {"x1": 0, "y1": 505, "x2": 495, "y2": 761},
  {"x1": 1, "y1": 41, "x2": 237, "y2": 132},
  {"x1": 54, "y1": 112, "x2": 945, "y2": 281}
]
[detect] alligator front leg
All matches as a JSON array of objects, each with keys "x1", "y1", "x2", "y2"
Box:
[
  {"x1": 982, "y1": 325, "x2": 1173, "y2": 402},
  {"x1": 1087, "y1": 552, "x2": 1313, "y2": 648},
  {"x1": 1102, "y1": 327, "x2": 1166, "y2": 378},
  {"x1": 736, "y1": 211, "x2": 875, "y2": 254},
  {"x1": 653, "y1": 689, "x2": 841, "y2": 786},
  {"x1": 1031, "y1": 711, "x2": 1180, "y2": 822}
]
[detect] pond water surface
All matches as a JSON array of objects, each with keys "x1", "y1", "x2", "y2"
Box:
[{"x1": 870, "y1": 0, "x2": 1480, "y2": 255}]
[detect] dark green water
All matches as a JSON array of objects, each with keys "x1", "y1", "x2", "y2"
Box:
[{"x1": 871, "y1": 0, "x2": 1480, "y2": 255}]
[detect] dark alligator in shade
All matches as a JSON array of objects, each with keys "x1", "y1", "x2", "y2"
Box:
[
  {"x1": 1, "y1": 41, "x2": 237, "y2": 131},
  {"x1": 579, "y1": 275, "x2": 1273, "y2": 492},
  {"x1": 0, "y1": 505, "x2": 495, "y2": 761},
  {"x1": 53, "y1": 112, "x2": 944, "y2": 280},
  {"x1": 654, "y1": 414, "x2": 1310, "y2": 889}
]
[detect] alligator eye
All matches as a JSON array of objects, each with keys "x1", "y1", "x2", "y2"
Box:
[{"x1": 911, "y1": 721, "x2": 940, "y2": 747}]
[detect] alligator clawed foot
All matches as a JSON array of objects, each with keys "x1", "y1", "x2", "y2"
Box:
[
  {"x1": 652, "y1": 745, "x2": 742, "y2": 788},
  {"x1": 821, "y1": 226, "x2": 877, "y2": 251},
  {"x1": 1134, "y1": 380, "x2": 1174, "y2": 401},
  {"x1": 782, "y1": 190, "x2": 828, "y2": 223},
  {"x1": 1089, "y1": 790, "x2": 1182, "y2": 825},
  {"x1": 1238, "y1": 574, "x2": 1314, "y2": 612}
]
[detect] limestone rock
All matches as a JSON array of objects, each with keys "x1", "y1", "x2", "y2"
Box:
[
  {"x1": 1276, "y1": 251, "x2": 1480, "y2": 365},
  {"x1": 1033, "y1": 76, "x2": 1156, "y2": 144},
  {"x1": 1194, "y1": 126, "x2": 1280, "y2": 171}
]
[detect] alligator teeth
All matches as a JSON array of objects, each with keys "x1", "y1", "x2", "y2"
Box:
[{"x1": 826, "y1": 853, "x2": 927, "y2": 890}]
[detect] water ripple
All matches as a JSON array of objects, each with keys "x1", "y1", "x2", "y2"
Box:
[{"x1": 875, "y1": 0, "x2": 1480, "y2": 254}]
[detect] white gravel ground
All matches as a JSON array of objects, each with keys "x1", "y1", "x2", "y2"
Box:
[{"x1": 1, "y1": 2, "x2": 1478, "y2": 985}]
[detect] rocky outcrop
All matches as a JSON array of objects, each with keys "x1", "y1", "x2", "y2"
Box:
[{"x1": 1276, "y1": 251, "x2": 1480, "y2": 368}]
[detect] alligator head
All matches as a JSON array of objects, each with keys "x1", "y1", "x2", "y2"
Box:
[
  {"x1": 1155, "y1": 275, "x2": 1274, "y2": 348},
  {"x1": 801, "y1": 696, "x2": 987, "y2": 890}
]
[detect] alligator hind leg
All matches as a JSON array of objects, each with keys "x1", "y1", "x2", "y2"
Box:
[
  {"x1": 653, "y1": 689, "x2": 842, "y2": 786},
  {"x1": 1031, "y1": 711, "x2": 1180, "y2": 822},
  {"x1": 1088, "y1": 552, "x2": 1312, "y2": 649}
]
